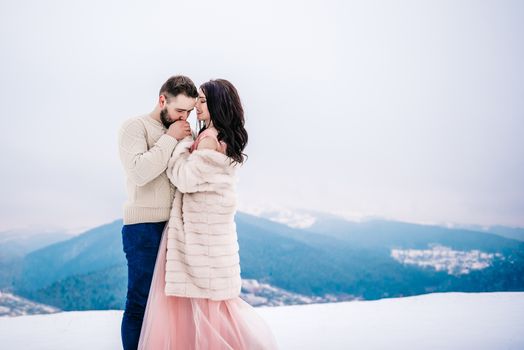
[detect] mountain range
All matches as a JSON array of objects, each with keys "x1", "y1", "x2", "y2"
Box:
[{"x1": 2, "y1": 210, "x2": 523, "y2": 312}]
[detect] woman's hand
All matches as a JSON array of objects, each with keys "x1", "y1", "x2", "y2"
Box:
[{"x1": 167, "y1": 120, "x2": 191, "y2": 141}]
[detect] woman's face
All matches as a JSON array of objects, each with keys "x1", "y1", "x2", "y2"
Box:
[{"x1": 195, "y1": 88, "x2": 211, "y2": 125}]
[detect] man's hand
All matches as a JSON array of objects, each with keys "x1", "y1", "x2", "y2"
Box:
[{"x1": 167, "y1": 119, "x2": 191, "y2": 141}]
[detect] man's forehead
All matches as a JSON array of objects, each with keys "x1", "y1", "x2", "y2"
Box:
[{"x1": 171, "y1": 94, "x2": 196, "y2": 109}]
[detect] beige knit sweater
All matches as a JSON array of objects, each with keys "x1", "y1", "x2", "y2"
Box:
[
  {"x1": 118, "y1": 115, "x2": 178, "y2": 225},
  {"x1": 165, "y1": 137, "x2": 241, "y2": 300}
]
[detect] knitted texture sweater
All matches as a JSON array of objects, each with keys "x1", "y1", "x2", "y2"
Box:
[{"x1": 118, "y1": 115, "x2": 178, "y2": 225}]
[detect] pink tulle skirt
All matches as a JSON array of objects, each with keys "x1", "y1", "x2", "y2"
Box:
[{"x1": 137, "y1": 225, "x2": 279, "y2": 350}]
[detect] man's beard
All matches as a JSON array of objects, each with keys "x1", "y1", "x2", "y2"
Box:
[{"x1": 160, "y1": 108, "x2": 175, "y2": 129}]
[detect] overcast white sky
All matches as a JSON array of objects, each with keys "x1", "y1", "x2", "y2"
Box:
[{"x1": 1, "y1": 0, "x2": 523, "y2": 232}]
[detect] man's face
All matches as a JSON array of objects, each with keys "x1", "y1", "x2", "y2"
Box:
[{"x1": 159, "y1": 94, "x2": 196, "y2": 128}]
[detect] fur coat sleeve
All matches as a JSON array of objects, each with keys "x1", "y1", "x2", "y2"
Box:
[{"x1": 166, "y1": 137, "x2": 237, "y2": 193}]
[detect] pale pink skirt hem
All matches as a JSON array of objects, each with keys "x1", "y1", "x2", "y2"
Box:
[{"x1": 137, "y1": 225, "x2": 279, "y2": 350}]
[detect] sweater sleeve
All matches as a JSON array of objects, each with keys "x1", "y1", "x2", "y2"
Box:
[{"x1": 118, "y1": 118, "x2": 178, "y2": 186}]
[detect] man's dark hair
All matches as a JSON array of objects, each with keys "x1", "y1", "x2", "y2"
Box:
[{"x1": 159, "y1": 75, "x2": 198, "y2": 98}]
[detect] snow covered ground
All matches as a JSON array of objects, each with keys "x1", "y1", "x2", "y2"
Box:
[{"x1": 1, "y1": 292, "x2": 523, "y2": 350}]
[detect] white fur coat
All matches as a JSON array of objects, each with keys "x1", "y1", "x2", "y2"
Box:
[{"x1": 164, "y1": 137, "x2": 241, "y2": 300}]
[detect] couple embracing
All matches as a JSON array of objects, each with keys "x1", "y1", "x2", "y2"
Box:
[{"x1": 118, "y1": 75, "x2": 278, "y2": 350}]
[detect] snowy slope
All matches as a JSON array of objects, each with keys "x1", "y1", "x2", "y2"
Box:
[
  {"x1": 0, "y1": 291, "x2": 60, "y2": 317},
  {"x1": 1, "y1": 292, "x2": 523, "y2": 350}
]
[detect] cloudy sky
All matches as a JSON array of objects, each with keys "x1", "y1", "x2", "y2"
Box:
[{"x1": 1, "y1": 0, "x2": 523, "y2": 232}]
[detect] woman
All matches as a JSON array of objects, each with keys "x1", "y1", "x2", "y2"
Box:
[{"x1": 137, "y1": 79, "x2": 279, "y2": 349}]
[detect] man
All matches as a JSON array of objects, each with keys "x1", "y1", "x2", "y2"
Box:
[{"x1": 118, "y1": 75, "x2": 198, "y2": 350}]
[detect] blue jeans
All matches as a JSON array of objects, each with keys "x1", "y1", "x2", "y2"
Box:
[{"x1": 121, "y1": 221, "x2": 166, "y2": 350}]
